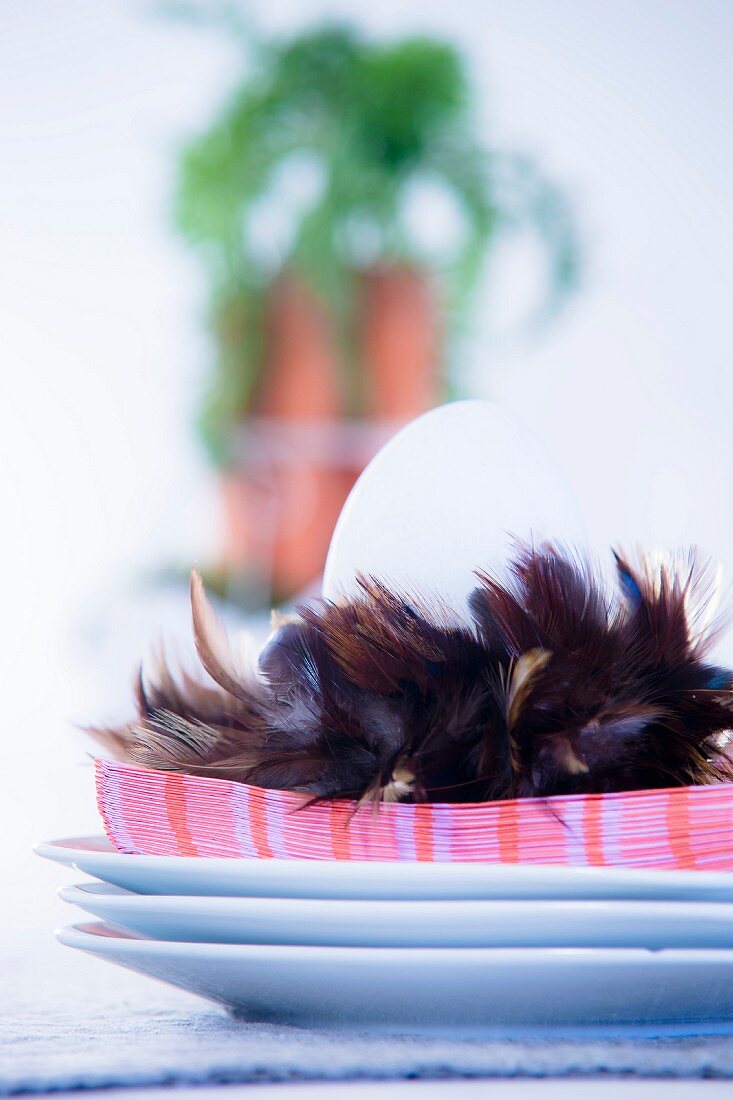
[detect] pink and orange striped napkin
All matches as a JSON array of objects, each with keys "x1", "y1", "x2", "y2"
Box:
[{"x1": 96, "y1": 758, "x2": 733, "y2": 868}]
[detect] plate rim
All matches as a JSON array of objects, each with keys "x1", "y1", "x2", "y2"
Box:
[
  {"x1": 36, "y1": 834, "x2": 733, "y2": 887},
  {"x1": 57, "y1": 881, "x2": 733, "y2": 918},
  {"x1": 55, "y1": 919, "x2": 733, "y2": 964}
]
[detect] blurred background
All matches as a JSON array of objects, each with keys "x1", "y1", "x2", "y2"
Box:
[{"x1": 3, "y1": 0, "x2": 733, "y2": 951}]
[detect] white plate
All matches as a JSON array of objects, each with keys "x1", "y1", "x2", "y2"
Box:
[
  {"x1": 59, "y1": 882, "x2": 733, "y2": 949},
  {"x1": 57, "y1": 921, "x2": 733, "y2": 1036},
  {"x1": 35, "y1": 836, "x2": 733, "y2": 901}
]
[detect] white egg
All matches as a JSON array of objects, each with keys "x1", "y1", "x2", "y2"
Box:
[{"x1": 323, "y1": 400, "x2": 585, "y2": 617}]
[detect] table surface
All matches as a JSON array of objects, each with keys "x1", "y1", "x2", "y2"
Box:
[{"x1": 54, "y1": 1085, "x2": 733, "y2": 1098}]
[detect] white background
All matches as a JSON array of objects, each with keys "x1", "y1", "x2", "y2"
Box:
[{"x1": 2, "y1": 0, "x2": 733, "y2": 941}]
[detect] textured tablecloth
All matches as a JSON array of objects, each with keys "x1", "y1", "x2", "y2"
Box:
[{"x1": 6, "y1": 927, "x2": 733, "y2": 1095}]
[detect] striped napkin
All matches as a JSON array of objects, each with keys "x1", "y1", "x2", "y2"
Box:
[{"x1": 96, "y1": 758, "x2": 733, "y2": 868}]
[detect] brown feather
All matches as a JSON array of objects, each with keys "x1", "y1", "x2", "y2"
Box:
[{"x1": 90, "y1": 547, "x2": 733, "y2": 804}]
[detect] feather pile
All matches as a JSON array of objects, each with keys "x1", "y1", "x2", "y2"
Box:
[{"x1": 92, "y1": 544, "x2": 733, "y2": 805}]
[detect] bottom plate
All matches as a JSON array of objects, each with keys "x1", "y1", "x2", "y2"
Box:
[{"x1": 57, "y1": 921, "x2": 733, "y2": 1036}]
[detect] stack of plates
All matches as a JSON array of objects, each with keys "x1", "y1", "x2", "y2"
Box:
[{"x1": 37, "y1": 829, "x2": 733, "y2": 1036}]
